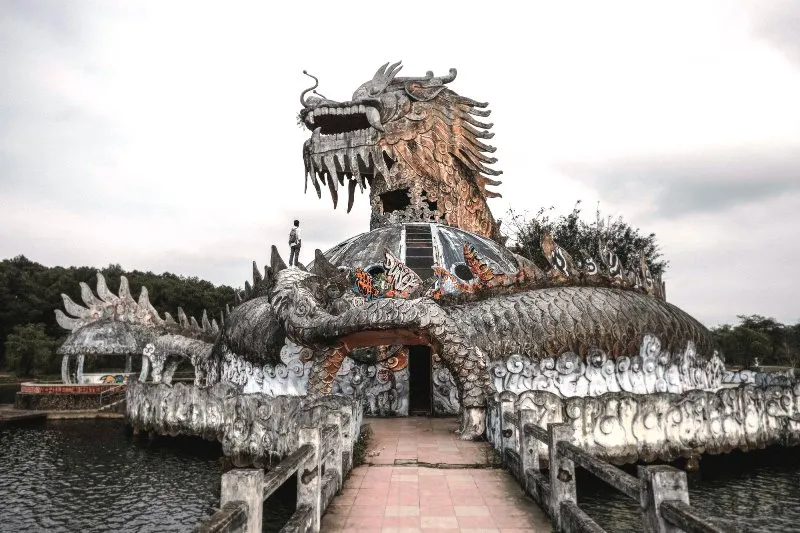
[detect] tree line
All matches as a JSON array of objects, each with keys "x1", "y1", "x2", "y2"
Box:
[
  {"x1": 0, "y1": 255, "x2": 237, "y2": 376},
  {"x1": 711, "y1": 315, "x2": 800, "y2": 369}
]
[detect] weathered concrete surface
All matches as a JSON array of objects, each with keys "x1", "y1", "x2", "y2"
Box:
[
  {"x1": 126, "y1": 380, "x2": 362, "y2": 468},
  {"x1": 488, "y1": 383, "x2": 800, "y2": 465},
  {"x1": 320, "y1": 417, "x2": 551, "y2": 531}
]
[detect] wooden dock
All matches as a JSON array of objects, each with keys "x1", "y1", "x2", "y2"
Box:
[{"x1": 0, "y1": 406, "x2": 47, "y2": 427}]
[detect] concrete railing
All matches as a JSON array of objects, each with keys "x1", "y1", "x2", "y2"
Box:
[
  {"x1": 98, "y1": 383, "x2": 127, "y2": 411},
  {"x1": 194, "y1": 404, "x2": 358, "y2": 533},
  {"x1": 493, "y1": 400, "x2": 728, "y2": 533}
]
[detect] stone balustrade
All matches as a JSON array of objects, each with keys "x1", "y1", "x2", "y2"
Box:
[
  {"x1": 490, "y1": 396, "x2": 735, "y2": 532},
  {"x1": 194, "y1": 405, "x2": 360, "y2": 533}
]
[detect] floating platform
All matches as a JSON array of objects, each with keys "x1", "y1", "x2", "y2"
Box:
[
  {"x1": 0, "y1": 405, "x2": 124, "y2": 425},
  {"x1": 14, "y1": 381, "x2": 127, "y2": 411},
  {"x1": 0, "y1": 406, "x2": 47, "y2": 427}
]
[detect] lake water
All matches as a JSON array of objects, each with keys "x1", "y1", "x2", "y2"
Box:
[
  {"x1": 0, "y1": 419, "x2": 294, "y2": 532},
  {"x1": 577, "y1": 446, "x2": 800, "y2": 532},
  {"x1": 2, "y1": 416, "x2": 799, "y2": 532}
]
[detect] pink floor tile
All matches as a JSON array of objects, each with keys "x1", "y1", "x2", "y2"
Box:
[
  {"x1": 419, "y1": 505, "x2": 456, "y2": 517},
  {"x1": 345, "y1": 515, "x2": 384, "y2": 528},
  {"x1": 382, "y1": 516, "x2": 422, "y2": 528},
  {"x1": 322, "y1": 418, "x2": 551, "y2": 532}
]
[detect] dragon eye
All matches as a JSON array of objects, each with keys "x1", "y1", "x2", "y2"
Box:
[
  {"x1": 326, "y1": 285, "x2": 343, "y2": 299},
  {"x1": 312, "y1": 286, "x2": 325, "y2": 301}
]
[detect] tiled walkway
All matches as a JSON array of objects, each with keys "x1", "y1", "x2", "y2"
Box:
[{"x1": 321, "y1": 417, "x2": 552, "y2": 532}]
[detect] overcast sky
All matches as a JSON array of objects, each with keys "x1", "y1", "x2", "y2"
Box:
[{"x1": 1, "y1": 0, "x2": 798, "y2": 327}]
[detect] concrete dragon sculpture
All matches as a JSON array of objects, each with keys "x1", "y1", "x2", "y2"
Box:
[{"x1": 55, "y1": 62, "x2": 798, "y2": 464}]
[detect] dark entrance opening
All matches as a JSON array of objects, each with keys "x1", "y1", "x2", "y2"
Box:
[{"x1": 408, "y1": 346, "x2": 432, "y2": 415}]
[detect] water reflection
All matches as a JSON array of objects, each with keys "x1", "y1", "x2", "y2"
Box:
[
  {"x1": 577, "y1": 447, "x2": 800, "y2": 533},
  {"x1": 1, "y1": 420, "x2": 222, "y2": 532}
]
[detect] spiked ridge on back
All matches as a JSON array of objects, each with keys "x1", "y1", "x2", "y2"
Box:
[{"x1": 56, "y1": 273, "x2": 220, "y2": 339}]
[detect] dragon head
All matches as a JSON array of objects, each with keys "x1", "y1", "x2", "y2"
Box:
[
  {"x1": 267, "y1": 247, "x2": 360, "y2": 347},
  {"x1": 299, "y1": 61, "x2": 503, "y2": 240}
]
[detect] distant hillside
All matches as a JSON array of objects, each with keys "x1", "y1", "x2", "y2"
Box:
[{"x1": 0, "y1": 255, "x2": 237, "y2": 371}]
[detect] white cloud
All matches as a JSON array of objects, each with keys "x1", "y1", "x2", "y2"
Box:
[{"x1": 1, "y1": 0, "x2": 798, "y2": 326}]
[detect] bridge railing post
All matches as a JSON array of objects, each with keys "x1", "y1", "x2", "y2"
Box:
[
  {"x1": 517, "y1": 409, "x2": 540, "y2": 485},
  {"x1": 339, "y1": 405, "x2": 354, "y2": 475},
  {"x1": 326, "y1": 411, "x2": 344, "y2": 491},
  {"x1": 499, "y1": 393, "x2": 516, "y2": 463},
  {"x1": 548, "y1": 423, "x2": 576, "y2": 531},
  {"x1": 638, "y1": 465, "x2": 689, "y2": 533},
  {"x1": 298, "y1": 426, "x2": 322, "y2": 532},
  {"x1": 220, "y1": 468, "x2": 264, "y2": 533}
]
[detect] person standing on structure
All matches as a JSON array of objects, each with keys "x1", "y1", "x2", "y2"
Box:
[{"x1": 288, "y1": 219, "x2": 302, "y2": 266}]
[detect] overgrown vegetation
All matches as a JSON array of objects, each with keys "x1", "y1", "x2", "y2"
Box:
[
  {"x1": 4, "y1": 323, "x2": 60, "y2": 377},
  {"x1": 352, "y1": 423, "x2": 373, "y2": 467},
  {"x1": 503, "y1": 200, "x2": 668, "y2": 276},
  {"x1": 712, "y1": 315, "x2": 800, "y2": 369},
  {"x1": 0, "y1": 255, "x2": 237, "y2": 376},
  {"x1": 504, "y1": 202, "x2": 798, "y2": 368}
]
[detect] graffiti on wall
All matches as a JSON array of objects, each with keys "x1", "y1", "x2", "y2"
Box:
[
  {"x1": 81, "y1": 373, "x2": 131, "y2": 385},
  {"x1": 352, "y1": 250, "x2": 423, "y2": 300}
]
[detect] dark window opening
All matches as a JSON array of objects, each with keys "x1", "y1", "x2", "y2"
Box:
[
  {"x1": 382, "y1": 152, "x2": 396, "y2": 172},
  {"x1": 366, "y1": 265, "x2": 385, "y2": 276},
  {"x1": 453, "y1": 263, "x2": 474, "y2": 281},
  {"x1": 421, "y1": 191, "x2": 438, "y2": 212},
  {"x1": 381, "y1": 188, "x2": 411, "y2": 213}
]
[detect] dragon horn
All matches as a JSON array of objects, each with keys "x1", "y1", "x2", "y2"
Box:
[
  {"x1": 385, "y1": 61, "x2": 403, "y2": 81},
  {"x1": 270, "y1": 245, "x2": 288, "y2": 272},
  {"x1": 312, "y1": 249, "x2": 339, "y2": 278},
  {"x1": 252, "y1": 261, "x2": 263, "y2": 284},
  {"x1": 373, "y1": 62, "x2": 390, "y2": 81},
  {"x1": 300, "y1": 70, "x2": 319, "y2": 109}
]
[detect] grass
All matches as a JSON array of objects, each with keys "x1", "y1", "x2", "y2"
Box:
[{"x1": 352, "y1": 423, "x2": 373, "y2": 467}]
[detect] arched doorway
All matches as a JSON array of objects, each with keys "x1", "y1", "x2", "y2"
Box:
[{"x1": 408, "y1": 346, "x2": 432, "y2": 415}]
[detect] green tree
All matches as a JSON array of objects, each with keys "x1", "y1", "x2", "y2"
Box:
[
  {"x1": 0, "y1": 256, "x2": 238, "y2": 370},
  {"x1": 711, "y1": 315, "x2": 797, "y2": 368},
  {"x1": 504, "y1": 201, "x2": 668, "y2": 276},
  {"x1": 4, "y1": 323, "x2": 60, "y2": 377},
  {"x1": 737, "y1": 315, "x2": 786, "y2": 363},
  {"x1": 784, "y1": 323, "x2": 800, "y2": 368}
]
